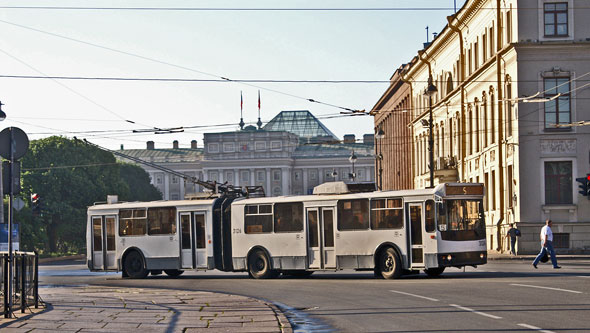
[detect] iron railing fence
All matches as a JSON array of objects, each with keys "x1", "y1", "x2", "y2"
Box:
[{"x1": 0, "y1": 251, "x2": 40, "y2": 318}]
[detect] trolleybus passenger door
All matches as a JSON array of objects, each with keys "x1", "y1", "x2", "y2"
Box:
[
  {"x1": 423, "y1": 200, "x2": 438, "y2": 260},
  {"x1": 407, "y1": 203, "x2": 425, "y2": 267},
  {"x1": 306, "y1": 207, "x2": 336, "y2": 270},
  {"x1": 91, "y1": 215, "x2": 117, "y2": 271},
  {"x1": 180, "y1": 213, "x2": 194, "y2": 269},
  {"x1": 180, "y1": 212, "x2": 207, "y2": 269}
]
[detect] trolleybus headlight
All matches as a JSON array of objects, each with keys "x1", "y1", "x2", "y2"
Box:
[
  {"x1": 446, "y1": 254, "x2": 452, "y2": 261},
  {"x1": 480, "y1": 253, "x2": 485, "y2": 259}
]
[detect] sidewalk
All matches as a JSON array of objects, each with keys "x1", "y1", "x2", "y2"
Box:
[
  {"x1": 0, "y1": 286, "x2": 292, "y2": 332},
  {"x1": 488, "y1": 252, "x2": 590, "y2": 261}
]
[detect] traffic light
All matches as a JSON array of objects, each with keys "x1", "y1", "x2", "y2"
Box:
[
  {"x1": 576, "y1": 174, "x2": 590, "y2": 197},
  {"x1": 31, "y1": 193, "x2": 41, "y2": 216}
]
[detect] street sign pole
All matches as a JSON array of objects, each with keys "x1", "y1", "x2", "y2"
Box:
[{"x1": 7, "y1": 129, "x2": 14, "y2": 317}]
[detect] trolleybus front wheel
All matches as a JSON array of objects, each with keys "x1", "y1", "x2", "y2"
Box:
[
  {"x1": 424, "y1": 267, "x2": 445, "y2": 277},
  {"x1": 378, "y1": 247, "x2": 402, "y2": 279},
  {"x1": 248, "y1": 250, "x2": 278, "y2": 279},
  {"x1": 123, "y1": 250, "x2": 148, "y2": 279}
]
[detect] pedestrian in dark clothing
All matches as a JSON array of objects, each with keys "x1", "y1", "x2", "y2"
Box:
[
  {"x1": 505, "y1": 223, "x2": 520, "y2": 255},
  {"x1": 532, "y1": 219, "x2": 561, "y2": 269}
]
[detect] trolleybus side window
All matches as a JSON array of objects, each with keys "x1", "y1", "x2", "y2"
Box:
[
  {"x1": 119, "y1": 209, "x2": 147, "y2": 236},
  {"x1": 147, "y1": 207, "x2": 177, "y2": 235},
  {"x1": 245, "y1": 204, "x2": 273, "y2": 233},
  {"x1": 338, "y1": 199, "x2": 369, "y2": 230},
  {"x1": 274, "y1": 202, "x2": 304, "y2": 233},
  {"x1": 370, "y1": 198, "x2": 403, "y2": 230},
  {"x1": 425, "y1": 200, "x2": 435, "y2": 232}
]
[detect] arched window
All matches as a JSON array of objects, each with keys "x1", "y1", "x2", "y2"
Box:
[
  {"x1": 482, "y1": 92, "x2": 488, "y2": 147},
  {"x1": 474, "y1": 98, "x2": 480, "y2": 153},
  {"x1": 505, "y1": 75, "x2": 513, "y2": 137},
  {"x1": 447, "y1": 74, "x2": 454, "y2": 94},
  {"x1": 489, "y1": 87, "x2": 496, "y2": 144}
]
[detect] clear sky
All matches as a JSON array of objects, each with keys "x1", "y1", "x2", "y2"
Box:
[{"x1": 0, "y1": 0, "x2": 466, "y2": 150}]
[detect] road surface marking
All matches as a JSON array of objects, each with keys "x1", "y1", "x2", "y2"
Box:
[
  {"x1": 510, "y1": 283, "x2": 582, "y2": 294},
  {"x1": 389, "y1": 290, "x2": 439, "y2": 302},
  {"x1": 517, "y1": 323, "x2": 555, "y2": 333},
  {"x1": 449, "y1": 304, "x2": 502, "y2": 319}
]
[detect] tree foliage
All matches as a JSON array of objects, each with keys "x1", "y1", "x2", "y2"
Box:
[{"x1": 18, "y1": 136, "x2": 161, "y2": 253}]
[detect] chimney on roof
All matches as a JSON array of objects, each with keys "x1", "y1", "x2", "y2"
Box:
[
  {"x1": 191, "y1": 140, "x2": 197, "y2": 149},
  {"x1": 147, "y1": 141, "x2": 155, "y2": 150},
  {"x1": 173, "y1": 140, "x2": 179, "y2": 149},
  {"x1": 343, "y1": 134, "x2": 356, "y2": 144},
  {"x1": 363, "y1": 134, "x2": 374, "y2": 144}
]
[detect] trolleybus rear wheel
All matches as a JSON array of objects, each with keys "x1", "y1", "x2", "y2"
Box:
[
  {"x1": 248, "y1": 250, "x2": 277, "y2": 279},
  {"x1": 424, "y1": 267, "x2": 445, "y2": 277},
  {"x1": 123, "y1": 250, "x2": 148, "y2": 279},
  {"x1": 379, "y1": 247, "x2": 402, "y2": 279},
  {"x1": 164, "y1": 269, "x2": 184, "y2": 277}
]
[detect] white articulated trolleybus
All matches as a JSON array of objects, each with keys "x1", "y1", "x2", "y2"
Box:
[{"x1": 87, "y1": 181, "x2": 487, "y2": 279}]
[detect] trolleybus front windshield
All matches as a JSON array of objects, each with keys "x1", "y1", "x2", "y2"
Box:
[{"x1": 437, "y1": 199, "x2": 485, "y2": 241}]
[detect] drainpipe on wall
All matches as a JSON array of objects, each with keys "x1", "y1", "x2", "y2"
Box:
[
  {"x1": 447, "y1": 15, "x2": 466, "y2": 182},
  {"x1": 495, "y1": 0, "x2": 506, "y2": 252}
]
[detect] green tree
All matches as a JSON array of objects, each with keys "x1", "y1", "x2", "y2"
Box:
[
  {"x1": 18, "y1": 136, "x2": 159, "y2": 254},
  {"x1": 118, "y1": 162, "x2": 161, "y2": 202}
]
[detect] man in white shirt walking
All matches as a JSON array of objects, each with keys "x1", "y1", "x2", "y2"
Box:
[{"x1": 532, "y1": 219, "x2": 561, "y2": 269}]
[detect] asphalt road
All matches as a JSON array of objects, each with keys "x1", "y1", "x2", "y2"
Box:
[{"x1": 40, "y1": 259, "x2": 590, "y2": 332}]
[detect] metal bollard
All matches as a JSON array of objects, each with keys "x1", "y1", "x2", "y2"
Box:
[
  {"x1": 34, "y1": 251, "x2": 39, "y2": 309},
  {"x1": 21, "y1": 254, "x2": 26, "y2": 313},
  {"x1": 3, "y1": 254, "x2": 9, "y2": 318}
]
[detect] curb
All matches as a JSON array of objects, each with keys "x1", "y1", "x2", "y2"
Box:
[{"x1": 38, "y1": 254, "x2": 85, "y2": 264}]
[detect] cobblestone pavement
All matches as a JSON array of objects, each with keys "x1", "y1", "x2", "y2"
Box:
[{"x1": 0, "y1": 286, "x2": 292, "y2": 332}]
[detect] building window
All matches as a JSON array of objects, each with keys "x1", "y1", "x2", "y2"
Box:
[
  {"x1": 357, "y1": 169, "x2": 364, "y2": 181},
  {"x1": 273, "y1": 170, "x2": 281, "y2": 181},
  {"x1": 270, "y1": 141, "x2": 282, "y2": 151},
  {"x1": 208, "y1": 171, "x2": 218, "y2": 182},
  {"x1": 172, "y1": 176, "x2": 179, "y2": 184},
  {"x1": 256, "y1": 170, "x2": 265, "y2": 182},
  {"x1": 544, "y1": 77, "x2": 571, "y2": 129},
  {"x1": 294, "y1": 171, "x2": 301, "y2": 181},
  {"x1": 207, "y1": 143, "x2": 219, "y2": 153},
  {"x1": 544, "y1": 161, "x2": 572, "y2": 204},
  {"x1": 241, "y1": 170, "x2": 250, "y2": 183},
  {"x1": 224, "y1": 171, "x2": 234, "y2": 183},
  {"x1": 255, "y1": 141, "x2": 266, "y2": 151},
  {"x1": 544, "y1": 3, "x2": 568, "y2": 37},
  {"x1": 156, "y1": 174, "x2": 163, "y2": 185},
  {"x1": 223, "y1": 142, "x2": 235, "y2": 152},
  {"x1": 309, "y1": 170, "x2": 317, "y2": 181},
  {"x1": 239, "y1": 142, "x2": 249, "y2": 152}
]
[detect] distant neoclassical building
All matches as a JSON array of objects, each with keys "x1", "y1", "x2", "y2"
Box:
[{"x1": 119, "y1": 110, "x2": 375, "y2": 199}]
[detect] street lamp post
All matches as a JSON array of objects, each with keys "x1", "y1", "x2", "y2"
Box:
[
  {"x1": 424, "y1": 76, "x2": 438, "y2": 188},
  {"x1": 375, "y1": 128, "x2": 385, "y2": 190},
  {"x1": 349, "y1": 151, "x2": 357, "y2": 182}
]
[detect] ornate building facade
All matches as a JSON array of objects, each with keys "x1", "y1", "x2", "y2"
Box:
[
  {"x1": 373, "y1": 0, "x2": 590, "y2": 253},
  {"x1": 120, "y1": 110, "x2": 375, "y2": 199}
]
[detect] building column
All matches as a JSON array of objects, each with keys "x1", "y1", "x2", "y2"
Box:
[
  {"x1": 234, "y1": 168, "x2": 239, "y2": 187},
  {"x1": 302, "y1": 168, "x2": 308, "y2": 195},
  {"x1": 282, "y1": 168, "x2": 290, "y2": 195},
  {"x1": 266, "y1": 168, "x2": 271, "y2": 196},
  {"x1": 164, "y1": 174, "x2": 170, "y2": 200}
]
